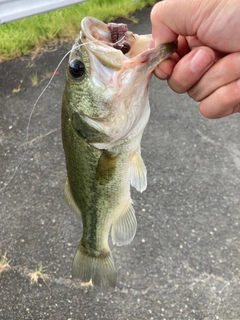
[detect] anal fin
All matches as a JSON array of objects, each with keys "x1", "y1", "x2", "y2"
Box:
[
  {"x1": 111, "y1": 202, "x2": 137, "y2": 246},
  {"x1": 129, "y1": 152, "x2": 147, "y2": 192}
]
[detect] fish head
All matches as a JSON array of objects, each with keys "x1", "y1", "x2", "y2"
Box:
[{"x1": 64, "y1": 17, "x2": 177, "y2": 148}]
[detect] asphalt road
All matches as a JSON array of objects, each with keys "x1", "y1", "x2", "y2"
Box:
[{"x1": 1, "y1": 6, "x2": 240, "y2": 320}]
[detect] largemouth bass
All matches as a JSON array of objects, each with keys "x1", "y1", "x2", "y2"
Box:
[{"x1": 62, "y1": 17, "x2": 177, "y2": 287}]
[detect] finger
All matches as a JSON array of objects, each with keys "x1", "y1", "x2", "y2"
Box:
[
  {"x1": 167, "y1": 47, "x2": 215, "y2": 93},
  {"x1": 175, "y1": 36, "x2": 190, "y2": 57},
  {"x1": 154, "y1": 53, "x2": 179, "y2": 80},
  {"x1": 186, "y1": 36, "x2": 205, "y2": 49},
  {"x1": 189, "y1": 52, "x2": 240, "y2": 101},
  {"x1": 186, "y1": 36, "x2": 226, "y2": 61},
  {"x1": 151, "y1": 1, "x2": 179, "y2": 45},
  {"x1": 199, "y1": 79, "x2": 240, "y2": 118},
  {"x1": 154, "y1": 36, "x2": 189, "y2": 80}
]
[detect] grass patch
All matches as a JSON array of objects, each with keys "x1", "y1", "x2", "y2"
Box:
[
  {"x1": 28, "y1": 261, "x2": 50, "y2": 289},
  {"x1": 29, "y1": 72, "x2": 39, "y2": 87},
  {"x1": 0, "y1": 0, "x2": 156, "y2": 62},
  {"x1": 0, "y1": 253, "x2": 11, "y2": 274}
]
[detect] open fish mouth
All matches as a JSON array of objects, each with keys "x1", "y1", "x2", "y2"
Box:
[
  {"x1": 67, "y1": 17, "x2": 177, "y2": 149},
  {"x1": 80, "y1": 16, "x2": 153, "y2": 68},
  {"x1": 72, "y1": 16, "x2": 177, "y2": 72}
]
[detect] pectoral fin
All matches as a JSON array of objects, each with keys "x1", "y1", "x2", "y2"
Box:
[
  {"x1": 96, "y1": 150, "x2": 119, "y2": 184},
  {"x1": 129, "y1": 152, "x2": 147, "y2": 192},
  {"x1": 111, "y1": 202, "x2": 137, "y2": 246},
  {"x1": 64, "y1": 178, "x2": 81, "y2": 219}
]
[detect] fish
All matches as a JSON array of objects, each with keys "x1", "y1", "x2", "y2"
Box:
[{"x1": 61, "y1": 16, "x2": 177, "y2": 287}]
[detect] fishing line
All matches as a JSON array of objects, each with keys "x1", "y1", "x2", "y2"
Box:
[
  {"x1": 0, "y1": 36, "x2": 126, "y2": 192},
  {"x1": 0, "y1": 43, "x2": 83, "y2": 192}
]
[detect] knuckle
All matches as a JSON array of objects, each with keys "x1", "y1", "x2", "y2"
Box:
[
  {"x1": 188, "y1": 88, "x2": 200, "y2": 101},
  {"x1": 168, "y1": 75, "x2": 188, "y2": 93}
]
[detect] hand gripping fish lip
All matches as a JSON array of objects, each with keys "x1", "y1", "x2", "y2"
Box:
[{"x1": 71, "y1": 16, "x2": 177, "y2": 72}]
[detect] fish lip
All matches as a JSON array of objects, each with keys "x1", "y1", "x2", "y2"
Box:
[
  {"x1": 79, "y1": 17, "x2": 124, "y2": 71},
  {"x1": 81, "y1": 17, "x2": 112, "y2": 44},
  {"x1": 164, "y1": 40, "x2": 178, "y2": 53}
]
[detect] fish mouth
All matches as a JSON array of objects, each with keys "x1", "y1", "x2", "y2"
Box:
[
  {"x1": 79, "y1": 17, "x2": 156, "y2": 71},
  {"x1": 68, "y1": 17, "x2": 177, "y2": 149}
]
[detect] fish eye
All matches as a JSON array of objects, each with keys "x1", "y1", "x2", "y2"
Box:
[{"x1": 69, "y1": 59, "x2": 85, "y2": 78}]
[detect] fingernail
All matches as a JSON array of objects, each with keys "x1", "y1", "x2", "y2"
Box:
[{"x1": 190, "y1": 49, "x2": 213, "y2": 73}]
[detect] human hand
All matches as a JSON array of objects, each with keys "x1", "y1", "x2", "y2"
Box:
[{"x1": 151, "y1": 0, "x2": 240, "y2": 118}]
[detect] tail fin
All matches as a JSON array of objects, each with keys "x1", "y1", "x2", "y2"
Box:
[{"x1": 72, "y1": 246, "x2": 117, "y2": 288}]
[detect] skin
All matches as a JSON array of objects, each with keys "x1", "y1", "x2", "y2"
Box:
[{"x1": 150, "y1": 0, "x2": 240, "y2": 118}]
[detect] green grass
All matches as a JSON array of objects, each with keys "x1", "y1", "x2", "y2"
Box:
[
  {"x1": 0, "y1": 253, "x2": 11, "y2": 274},
  {"x1": 28, "y1": 261, "x2": 51, "y2": 289},
  {"x1": 0, "y1": 0, "x2": 156, "y2": 62}
]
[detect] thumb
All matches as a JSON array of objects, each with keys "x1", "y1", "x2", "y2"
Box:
[{"x1": 151, "y1": 1, "x2": 181, "y2": 45}]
